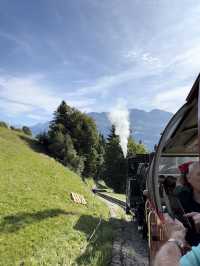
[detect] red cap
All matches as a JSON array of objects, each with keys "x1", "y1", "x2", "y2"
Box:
[{"x1": 178, "y1": 161, "x2": 193, "y2": 174}]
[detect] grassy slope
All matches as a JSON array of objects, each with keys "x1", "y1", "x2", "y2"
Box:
[{"x1": 0, "y1": 127, "x2": 113, "y2": 266}]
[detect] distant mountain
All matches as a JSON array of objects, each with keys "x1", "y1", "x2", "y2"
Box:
[
  {"x1": 31, "y1": 109, "x2": 173, "y2": 151},
  {"x1": 89, "y1": 109, "x2": 173, "y2": 151},
  {"x1": 31, "y1": 122, "x2": 49, "y2": 136}
]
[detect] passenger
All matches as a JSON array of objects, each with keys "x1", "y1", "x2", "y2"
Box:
[
  {"x1": 163, "y1": 175, "x2": 176, "y2": 195},
  {"x1": 175, "y1": 161, "x2": 193, "y2": 193},
  {"x1": 154, "y1": 214, "x2": 200, "y2": 266},
  {"x1": 175, "y1": 162, "x2": 200, "y2": 246}
]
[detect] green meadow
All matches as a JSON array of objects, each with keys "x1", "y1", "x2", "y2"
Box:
[{"x1": 0, "y1": 127, "x2": 114, "y2": 266}]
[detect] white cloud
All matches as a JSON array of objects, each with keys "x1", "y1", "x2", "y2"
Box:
[
  {"x1": 165, "y1": 45, "x2": 200, "y2": 79},
  {"x1": 0, "y1": 74, "x2": 97, "y2": 119},
  {"x1": 152, "y1": 86, "x2": 190, "y2": 112},
  {"x1": 0, "y1": 75, "x2": 62, "y2": 115},
  {"x1": 123, "y1": 49, "x2": 162, "y2": 69},
  {"x1": 68, "y1": 64, "x2": 162, "y2": 99},
  {"x1": 0, "y1": 98, "x2": 32, "y2": 116}
]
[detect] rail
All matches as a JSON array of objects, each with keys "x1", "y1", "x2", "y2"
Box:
[{"x1": 95, "y1": 191, "x2": 126, "y2": 209}]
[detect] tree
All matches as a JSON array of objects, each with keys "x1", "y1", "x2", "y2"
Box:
[
  {"x1": 103, "y1": 125, "x2": 126, "y2": 193},
  {"x1": 47, "y1": 101, "x2": 100, "y2": 178},
  {"x1": 22, "y1": 126, "x2": 32, "y2": 136},
  {"x1": 0, "y1": 121, "x2": 8, "y2": 128},
  {"x1": 62, "y1": 134, "x2": 85, "y2": 175},
  {"x1": 72, "y1": 113, "x2": 99, "y2": 177},
  {"x1": 127, "y1": 137, "x2": 147, "y2": 157},
  {"x1": 95, "y1": 134, "x2": 106, "y2": 180},
  {"x1": 48, "y1": 129, "x2": 84, "y2": 175},
  {"x1": 36, "y1": 132, "x2": 49, "y2": 147}
]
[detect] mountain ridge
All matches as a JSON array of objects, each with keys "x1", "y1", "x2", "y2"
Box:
[{"x1": 31, "y1": 108, "x2": 173, "y2": 150}]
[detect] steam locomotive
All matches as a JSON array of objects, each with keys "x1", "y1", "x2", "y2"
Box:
[
  {"x1": 126, "y1": 73, "x2": 200, "y2": 265},
  {"x1": 126, "y1": 153, "x2": 153, "y2": 236}
]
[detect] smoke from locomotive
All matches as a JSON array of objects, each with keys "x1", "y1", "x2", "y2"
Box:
[{"x1": 108, "y1": 101, "x2": 130, "y2": 157}]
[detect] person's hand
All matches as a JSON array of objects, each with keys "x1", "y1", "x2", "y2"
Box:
[
  {"x1": 164, "y1": 214, "x2": 186, "y2": 242},
  {"x1": 184, "y1": 212, "x2": 200, "y2": 232}
]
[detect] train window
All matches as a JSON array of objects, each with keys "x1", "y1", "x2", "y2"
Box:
[{"x1": 158, "y1": 156, "x2": 198, "y2": 178}]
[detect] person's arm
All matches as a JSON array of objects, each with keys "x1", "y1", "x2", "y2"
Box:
[
  {"x1": 154, "y1": 237, "x2": 182, "y2": 266},
  {"x1": 180, "y1": 245, "x2": 200, "y2": 266},
  {"x1": 154, "y1": 215, "x2": 186, "y2": 266}
]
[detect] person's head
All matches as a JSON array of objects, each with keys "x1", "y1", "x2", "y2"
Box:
[
  {"x1": 187, "y1": 162, "x2": 200, "y2": 192},
  {"x1": 178, "y1": 161, "x2": 194, "y2": 187}
]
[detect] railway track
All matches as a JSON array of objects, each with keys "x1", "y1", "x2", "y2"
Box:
[
  {"x1": 94, "y1": 191, "x2": 126, "y2": 209},
  {"x1": 94, "y1": 190, "x2": 148, "y2": 266}
]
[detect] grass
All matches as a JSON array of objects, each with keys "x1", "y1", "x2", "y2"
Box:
[{"x1": 0, "y1": 127, "x2": 115, "y2": 266}]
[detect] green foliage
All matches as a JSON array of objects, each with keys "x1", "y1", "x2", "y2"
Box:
[
  {"x1": 22, "y1": 126, "x2": 32, "y2": 136},
  {"x1": 103, "y1": 125, "x2": 126, "y2": 193},
  {"x1": 45, "y1": 101, "x2": 101, "y2": 178},
  {"x1": 95, "y1": 134, "x2": 106, "y2": 180},
  {"x1": 102, "y1": 127, "x2": 147, "y2": 193},
  {"x1": 36, "y1": 132, "x2": 49, "y2": 146},
  {"x1": 0, "y1": 121, "x2": 8, "y2": 128},
  {"x1": 127, "y1": 137, "x2": 147, "y2": 156},
  {"x1": 0, "y1": 127, "x2": 113, "y2": 265},
  {"x1": 10, "y1": 126, "x2": 23, "y2": 132}
]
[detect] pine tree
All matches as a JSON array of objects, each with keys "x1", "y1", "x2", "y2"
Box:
[
  {"x1": 103, "y1": 125, "x2": 126, "y2": 193},
  {"x1": 95, "y1": 134, "x2": 106, "y2": 180},
  {"x1": 47, "y1": 101, "x2": 100, "y2": 178}
]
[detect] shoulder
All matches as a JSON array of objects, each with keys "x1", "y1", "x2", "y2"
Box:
[
  {"x1": 174, "y1": 186, "x2": 192, "y2": 210},
  {"x1": 174, "y1": 186, "x2": 191, "y2": 199},
  {"x1": 181, "y1": 245, "x2": 200, "y2": 266},
  {"x1": 174, "y1": 185, "x2": 190, "y2": 194}
]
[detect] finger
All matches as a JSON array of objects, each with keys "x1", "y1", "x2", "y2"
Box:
[
  {"x1": 197, "y1": 224, "x2": 200, "y2": 233},
  {"x1": 184, "y1": 212, "x2": 198, "y2": 217},
  {"x1": 195, "y1": 223, "x2": 200, "y2": 233},
  {"x1": 193, "y1": 217, "x2": 200, "y2": 224}
]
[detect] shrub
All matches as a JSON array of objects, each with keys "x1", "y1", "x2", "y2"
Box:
[
  {"x1": 0, "y1": 121, "x2": 8, "y2": 128},
  {"x1": 10, "y1": 126, "x2": 23, "y2": 132},
  {"x1": 22, "y1": 126, "x2": 32, "y2": 136}
]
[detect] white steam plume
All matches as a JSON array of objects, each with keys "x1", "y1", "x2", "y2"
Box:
[{"x1": 108, "y1": 101, "x2": 130, "y2": 157}]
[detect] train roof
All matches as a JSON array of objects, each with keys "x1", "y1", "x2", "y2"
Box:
[
  {"x1": 161, "y1": 74, "x2": 199, "y2": 155},
  {"x1": 186, "y1": 73, "x2": 200, "y2": 103}
]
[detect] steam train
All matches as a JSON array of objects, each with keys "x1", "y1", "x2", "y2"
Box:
[{"x1": 126, "y1": 73, "x2": 200, "y2": 264}]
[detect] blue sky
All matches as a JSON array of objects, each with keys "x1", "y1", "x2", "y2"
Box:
[{"x1": 0, "y1": 0, "x2": 200, "y2": 126}]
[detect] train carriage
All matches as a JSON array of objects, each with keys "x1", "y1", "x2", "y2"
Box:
[{"x1": 147, "y1": 74, "x2": 200, "y2": 265}]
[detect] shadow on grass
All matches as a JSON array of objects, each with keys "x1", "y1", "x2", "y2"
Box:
[
  {"x1": 74, "y1": 215, "x2": 120, "y2": 266},
  {"x1": 19, "y1": 135, "x2": 47, "y2": 154},
  {"x1": 0, "y1": 209, "x2": 78, "y2": 233}
]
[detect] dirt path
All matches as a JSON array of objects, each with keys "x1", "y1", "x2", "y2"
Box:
[{"x1": 100, "y1": 197, "x2": 149, "y2": 266}]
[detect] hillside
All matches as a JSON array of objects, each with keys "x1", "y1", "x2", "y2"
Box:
[
  {"x1": 31, "y1": 109, "x2": 173, "y2": 151},
  {"x1": 0, "y1": 127, "x2": 113, "y2": 266}
]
